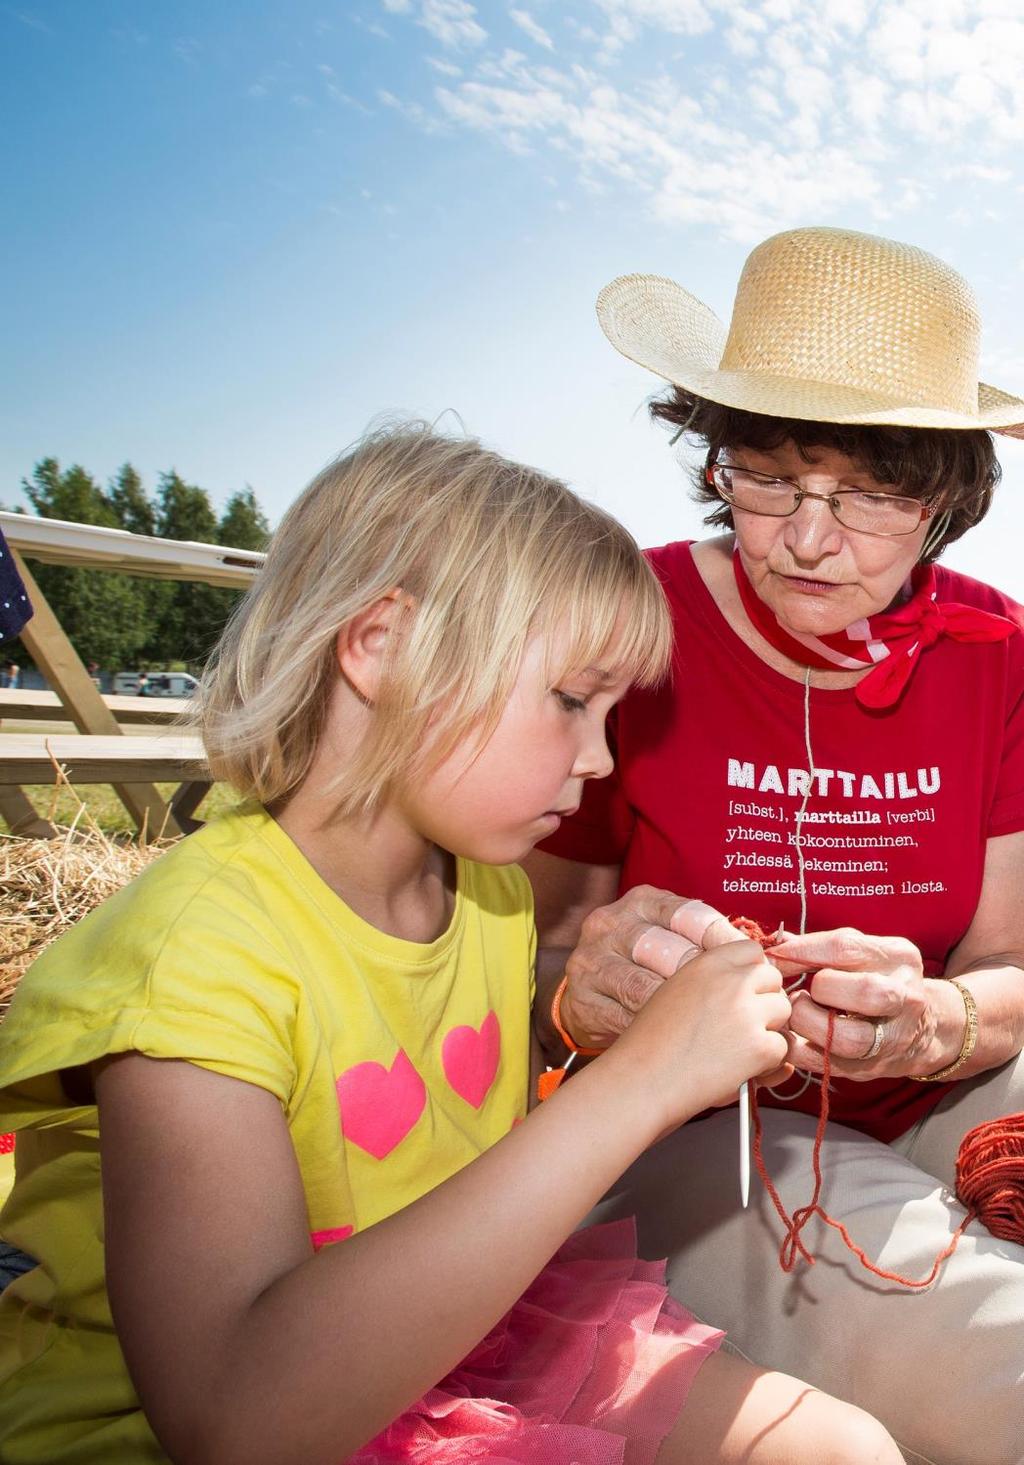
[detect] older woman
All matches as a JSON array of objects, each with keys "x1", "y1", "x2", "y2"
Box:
[{"x1": 526, "y1": 227, "x2": 1024, "y2": 1465}]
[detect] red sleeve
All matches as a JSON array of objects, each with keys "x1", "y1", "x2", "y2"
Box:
[
  {"x1": 989, "y1": 679, "x2": 1024, "y2": 835},
  {"x1": 935, "y1": 565, "x2": 1024, "y2": 839}
]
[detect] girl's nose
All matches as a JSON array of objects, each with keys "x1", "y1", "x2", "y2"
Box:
[{"x1": 574, "y1": 725, "x2": 614, "y2": 781}]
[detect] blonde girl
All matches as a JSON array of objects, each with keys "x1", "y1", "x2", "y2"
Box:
[{"x1": 0, "y1": 425, "x2": 900, "y2": 1464}]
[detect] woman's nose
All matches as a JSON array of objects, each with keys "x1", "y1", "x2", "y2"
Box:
[{"x1": 783, "y1": 492, "x2": 844, "y2": 558}]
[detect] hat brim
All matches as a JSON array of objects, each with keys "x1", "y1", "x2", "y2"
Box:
[{"x1": 597, "y1": 274, "x2": 1024, "y2": 440}]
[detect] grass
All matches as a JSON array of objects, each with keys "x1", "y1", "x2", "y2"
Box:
[{"x1": 8, "y1": 780, "x2": 242, "y2": 836}]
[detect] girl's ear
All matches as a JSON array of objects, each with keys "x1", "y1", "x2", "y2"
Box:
[{"x1": 335, "y1": 589, "x2": 413, "y2": 704}]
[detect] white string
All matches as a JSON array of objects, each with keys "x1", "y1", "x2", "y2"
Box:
[
  {"x1": 767, "y1": 666, "x2": 816, "y2": 1102},
  {"x1": 796, "y1": 665, "x2": 815, "y2": 941}
]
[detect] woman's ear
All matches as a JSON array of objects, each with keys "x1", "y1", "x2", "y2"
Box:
[{"x1": 335, "y1": 589, "x2": 412, "y2": 705}]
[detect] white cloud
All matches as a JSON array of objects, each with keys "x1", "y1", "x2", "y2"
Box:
[
  {"x1": 842, "y1": 66, "x2": 891, "y2": 135},
  {"x1": 378, "y1": 0, "x2": 1024, "y2": 245},
  {"x1": 594, "y1": 0, "x2": 713, "y2": 37},
  {"x1": 510, "y1": 9, "x2": 555, "y2": 50},
  {"x1": 947, "y1": 162, "x2": 1013, "y2": 183},
  {"x1": 327, "y1": 83, "x2": 373, "y2": 113},
  {"x1": 418, "y1": 0, "x2": 487, "y2": 48},
  {"x1": 425, "y1": 55, "x2": 463, "y2": 75}
]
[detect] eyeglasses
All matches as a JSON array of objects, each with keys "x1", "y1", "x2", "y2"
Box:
[{"x1": 707, "y1": 462, "x2": 934, "y2": 538}]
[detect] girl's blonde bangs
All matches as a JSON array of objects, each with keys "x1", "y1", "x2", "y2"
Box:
[
  {"x1": 198, "y1": 423, "x2": 673, "y2": 811},
  {"x1": 537, "y1": 543, "x2": 673, "y2": 693}
]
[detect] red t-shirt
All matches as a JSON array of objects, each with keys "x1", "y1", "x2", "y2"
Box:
[{"x1": 542, "y1": 541, "x2": 1024, "y2": 1141}]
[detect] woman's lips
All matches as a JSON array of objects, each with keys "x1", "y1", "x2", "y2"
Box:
[{"x1": 779, "y1": 574, "x2": 843, "y2": 593}]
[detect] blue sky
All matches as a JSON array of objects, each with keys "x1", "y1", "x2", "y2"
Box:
[{"x1": 3, "y1": 0, "x2": 1023, "y2": 588}]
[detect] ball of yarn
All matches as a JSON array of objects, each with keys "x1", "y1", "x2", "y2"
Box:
[{"x1": 955, "y1": 1115, "x2": 1024, "y2": 1245}]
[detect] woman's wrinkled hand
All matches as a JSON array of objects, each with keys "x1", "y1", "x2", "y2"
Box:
[
  {"x1": 766, "y1": 926, "x2": 942, "y2": 1080},
  {"x1": 559, "y1": 888, "x2": 795, "y2": 1083},
  {"x1": 559, "y1": 888, "x2": 732, "y2": 1048}
]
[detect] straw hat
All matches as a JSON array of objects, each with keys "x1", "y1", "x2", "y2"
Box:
[{"x1": 597, "y1": 227, "x2": 1024, "y2": 438}]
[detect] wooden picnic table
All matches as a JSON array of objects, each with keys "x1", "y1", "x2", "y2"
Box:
[
  {"x1": 0, "y1": 689, "x2": 190, "y2": 725},
  {"x1": 0, "y1": 509, "x2": 261, "y2": 839}
]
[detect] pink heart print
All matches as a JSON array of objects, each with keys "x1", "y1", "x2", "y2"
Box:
[
  {"x1": 311, "y1": 1226, "x2": 354, "y2": 1252},
  {"x1": 442, "y1": 1010, "x2": 501, "y2": 1109},
  {"x1": 336, "y1": 1048, "x2": 427, "y2": 1159}
]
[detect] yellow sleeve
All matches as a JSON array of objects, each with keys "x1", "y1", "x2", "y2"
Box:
[{"x1": 0, "y1": 877, "x2": 299, "y2": 1132}]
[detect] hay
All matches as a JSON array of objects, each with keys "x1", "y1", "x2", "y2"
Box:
[{"x1": 0, "y1": 777, "x2": 178, "y2": 1009}]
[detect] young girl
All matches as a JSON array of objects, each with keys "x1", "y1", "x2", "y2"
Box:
[{"x1": 0, "y1": 425, "x2": 900, "y2": 1464}]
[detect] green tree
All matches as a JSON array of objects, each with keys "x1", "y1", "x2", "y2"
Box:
[
  {"x1": 155, "y1": 470, "x2": 220, "y2": 544},
  {"x1": 107, "y1": 463, "x2": 156, "y2": 536},
  {"x1": 18, "y1": 460, "x2": 151, "y2": 670},
  {"x1": 107, "y1": 464, "x2": 168, "y2": 664},
  {"x1": 24, "y1": 459, "x2": 118, "y2": 528},
  {"x1": 148, "y1": 471, "x2": 231, "y2": 667},
  {"x1": 219, "y1": 486, "x2": 270, "y2": 551}
]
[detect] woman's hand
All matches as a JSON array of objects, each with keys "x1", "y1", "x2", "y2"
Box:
[
  {"x1": 559, "y1": 885, "x2": 804, "y2": 1051},
  {"x1": 767, "y1": 927, "x2": 955, "y2": 1080}
]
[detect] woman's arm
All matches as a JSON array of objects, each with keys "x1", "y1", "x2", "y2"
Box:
[
  {"x1": 935, "y1": 828, "x2": 1024, "y2": 1078},
  {"x1": 97, "y1": 945, "x2": 789, "y2": 1465},
  {"x1": 773, "y1": 830, "x2": 1024, "y2": 1081}
]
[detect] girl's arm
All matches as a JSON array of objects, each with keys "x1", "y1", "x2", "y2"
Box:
[{"x1": 97, "y1": 940, "x2": 788, "y2": 1465}]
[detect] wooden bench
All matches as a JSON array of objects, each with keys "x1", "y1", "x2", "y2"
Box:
[
  {"x1": 0, "y1": 733, "x2": 211, "y2": 837},
  {"x1": 0, "y1": 733, "x2": 207, "y2": 785},
  {"x1": 0, "y1": 509, "x2": 262, "y2": 839}
]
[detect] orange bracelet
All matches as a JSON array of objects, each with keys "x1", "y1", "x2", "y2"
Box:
[
  {"x1": 537, "y1": 979, "x2": 605, "y2": 1102},
  {"x1": 550, "y1": 976, "x2": 603, "y2": 1057}
]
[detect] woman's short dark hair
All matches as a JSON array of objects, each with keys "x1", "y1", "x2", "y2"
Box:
[{"x1": 651, "y1": 389, "x2": 1001, "y2": 563}]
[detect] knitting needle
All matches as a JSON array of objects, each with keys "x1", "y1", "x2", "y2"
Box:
[
  {"x1": 739, "y1": 1081, "x2": 750, "y2": 1208},
  {"x1": 739, "y1": 920, "x2": 785, "y2": 1209}
]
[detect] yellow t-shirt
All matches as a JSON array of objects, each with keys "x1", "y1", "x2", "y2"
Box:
[{"x1": 0, "y1": 805, "x2": 535, "y2": 1463}]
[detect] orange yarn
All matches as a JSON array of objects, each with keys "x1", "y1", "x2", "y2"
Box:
[
  {"x1": 750, "y1": 1012, "x2": 974, "y2": 1288},
  {"x1": 955, "y1": 1114, "x2": 1024, "y2": 1244},
  {"x1": 541, "y1": 915, "x2": 1024, "y2": 1277},
  {"x1": 728, "y1": 913, "x2": 1024, "y2": 1286}
]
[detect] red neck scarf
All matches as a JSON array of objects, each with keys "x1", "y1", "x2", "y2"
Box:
[{"x1": 732, "y1": 551, "x2": 1017, "y2": 709}]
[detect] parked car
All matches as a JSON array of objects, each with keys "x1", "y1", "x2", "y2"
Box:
[
  {"x1": 112, "y1": 671, "x2": 144, "y2": 694},
  {"x1": 140, "y1": 673, "x2": 199, "y2": 698},
  {"x1": 112, "y1": 671, "x2": 199, "y2": 698}
]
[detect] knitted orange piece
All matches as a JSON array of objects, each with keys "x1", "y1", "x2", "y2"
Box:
[{"x1": 728, "y1": 915, "x2": 784, "y2": 948}]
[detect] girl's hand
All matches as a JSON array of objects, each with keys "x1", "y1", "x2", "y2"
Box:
[
  {"x1": 605, "y1": 933, "x2": 793, "y2": 1132},
  {"x1": 767, "y1": 927, "x2": 947, "y2": 1080},
  {"x1": 559, "y1": 885, "x2": 803, "y2": 1049}
]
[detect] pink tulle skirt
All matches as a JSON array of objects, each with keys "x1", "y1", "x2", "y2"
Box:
[{"x1": 347, "y1": 1218, "x2": 724, "y2": 1465}]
